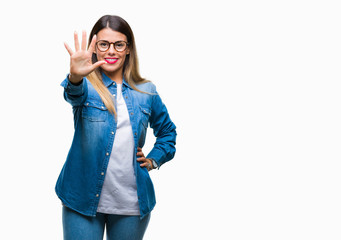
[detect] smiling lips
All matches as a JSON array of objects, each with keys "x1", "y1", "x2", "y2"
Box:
[{"x1": 105, "y1": 58, "x2": 118, "y2": 64}]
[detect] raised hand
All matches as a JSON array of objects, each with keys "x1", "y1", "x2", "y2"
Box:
[{"x1": 64, "y1": 31, "x2": 106, "y2": 84}]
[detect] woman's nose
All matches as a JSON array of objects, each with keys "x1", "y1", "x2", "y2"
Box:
[{"x1": 107, "y1": 44, "x2": 116, "y2": 54}]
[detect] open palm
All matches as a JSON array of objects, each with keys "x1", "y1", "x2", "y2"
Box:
[{"x1": 64, "y1": 31, "x2": 106, "y2": 83}]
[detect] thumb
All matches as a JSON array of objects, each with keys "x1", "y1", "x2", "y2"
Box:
[{"x1": 90, "y1": 60, "x2": 106, "y2": 71}]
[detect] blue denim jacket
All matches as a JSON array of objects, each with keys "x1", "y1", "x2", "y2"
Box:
[{"x1": 55, "y1": 73, "x2": 176, "y2": 219}]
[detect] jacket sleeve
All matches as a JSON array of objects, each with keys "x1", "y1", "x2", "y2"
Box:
[
  {"x1": 146, "y1": 91, "x2": 177, "y2": 169},
  {"x1": 60, "y1": 75, "x2": 88, "y2": 107}
]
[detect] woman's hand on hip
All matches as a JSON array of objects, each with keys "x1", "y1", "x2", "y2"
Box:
[
  {"x1": 137, "y1": 147, "x2": 153, "y2": 171},
  {"x1": 64, "y1": 31, "x2": 106, "y2": 84}
]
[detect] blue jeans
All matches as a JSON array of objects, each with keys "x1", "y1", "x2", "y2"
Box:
[{"x1": 62, "y1": 206, "x2": 150, "y2": 240}]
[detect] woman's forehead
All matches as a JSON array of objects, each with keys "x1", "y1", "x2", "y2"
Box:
[{"x1": 97, "y1": 28, "x2": 127, "y2": 41}]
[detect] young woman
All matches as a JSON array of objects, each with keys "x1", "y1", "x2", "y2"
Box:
[{"x1": 55, "y1": 15, "x2": 177, "y2": 240}]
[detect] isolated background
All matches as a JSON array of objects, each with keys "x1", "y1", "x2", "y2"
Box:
[{"x1": 1, "y1": 0, "x2": 340, "y2": 239}]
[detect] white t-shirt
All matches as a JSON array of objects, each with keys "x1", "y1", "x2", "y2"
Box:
[{"x1": 97, "y1": 84, "x2": 140, "y2": 215}]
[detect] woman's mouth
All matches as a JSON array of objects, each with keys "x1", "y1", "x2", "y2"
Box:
[{"x1": 105, "y1": 58, "x2": 118, "y2": 64}]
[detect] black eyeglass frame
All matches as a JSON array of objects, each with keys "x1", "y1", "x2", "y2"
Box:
[{"x1": 95, "y1": 40, "x2": 129, "y2": 52}]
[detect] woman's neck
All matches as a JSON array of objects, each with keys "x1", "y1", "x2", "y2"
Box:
[{"x1": 103, "y1": 69, "x2": 123, "y2": 84}]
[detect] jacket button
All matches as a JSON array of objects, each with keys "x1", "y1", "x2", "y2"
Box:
[
  {"x1": 106, "y1": 152, "x2": 109, "y2": 156},
  {"x1": 101, "y1": 172, "x2": 104, "y2": 176},
  {"x1": 96, "y1": 194, "x2": 99, "y2": 197},
  {"x1": 130, "y1": 112, "x2": 133, "y2": 115}
]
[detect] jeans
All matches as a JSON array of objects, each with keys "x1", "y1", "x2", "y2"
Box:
[{"x1": 62, "y1": 206, "x2": 150, "y2": 240}]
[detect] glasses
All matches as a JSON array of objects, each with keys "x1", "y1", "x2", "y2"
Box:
[{"x1": 96, "y1": 40, "x2": 129, "y2": 52}]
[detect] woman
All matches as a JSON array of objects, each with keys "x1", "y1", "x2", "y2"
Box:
[{"x1": 55, "y1": 15, "x2": 177, "y2": 240}]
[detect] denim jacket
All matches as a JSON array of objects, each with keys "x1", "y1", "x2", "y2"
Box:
[{"x1": 55, "y1": 73, "x2": 176, "y2": 219}]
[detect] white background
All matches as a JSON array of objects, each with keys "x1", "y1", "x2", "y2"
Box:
[{"x1": 1, "y1": 0, "x2": 340, "y2": 239}]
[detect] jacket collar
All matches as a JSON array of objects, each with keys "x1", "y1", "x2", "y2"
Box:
[{"x1": 101, "y1": 72, "x2": 132, "y2": 89}]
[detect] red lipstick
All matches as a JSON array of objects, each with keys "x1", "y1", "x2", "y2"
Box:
[{"x1": 105, "y1": 58, "x2": 118, "y2": 64}]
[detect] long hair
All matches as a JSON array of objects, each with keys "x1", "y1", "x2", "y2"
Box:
[{"x1": 87, "y1": 15, "x2": 148, "y2": 115}]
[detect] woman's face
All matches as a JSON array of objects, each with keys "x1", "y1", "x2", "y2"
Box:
[{"x1": 95, "y1": 28, "x2": 130, "y2": 78}]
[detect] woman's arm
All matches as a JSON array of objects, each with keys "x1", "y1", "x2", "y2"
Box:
[
  {"x1": 61, "y1": 76, "x2": 88, "y2": 107},
  {"x1": 146, "y1": 92, "x2": 177, "y2": 169},
  {"x1": 61, "y1": 31, "x2": 106, "y2": 106}
]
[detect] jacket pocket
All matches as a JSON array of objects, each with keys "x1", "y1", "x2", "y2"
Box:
[
  {"x1": 139, "y1": 106, "x2": 151, "y2": 128},
  {"x1": 82, "y1": 100, "x2": 108, "y2": 122}
]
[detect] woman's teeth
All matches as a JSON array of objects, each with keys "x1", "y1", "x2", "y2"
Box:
[{"x1": 105, "y1": 58, "x2": 118, "y2": 64}]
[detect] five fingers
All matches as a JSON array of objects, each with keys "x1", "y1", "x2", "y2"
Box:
[{"x1": 64, "y1": 30, "x2": 106, "y2": 73}]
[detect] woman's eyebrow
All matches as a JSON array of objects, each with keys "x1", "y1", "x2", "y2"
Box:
[{"x1": 97, "y1": 39, "x2": 126, "y2": 42}]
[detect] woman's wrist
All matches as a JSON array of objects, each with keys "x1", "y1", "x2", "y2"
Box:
[
  {"x1": 147, "y1": 158, "x2": 158, "y2": 169},
  {"x1": 68, "y1": 73, "x2": 83, "y2": 85}
]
